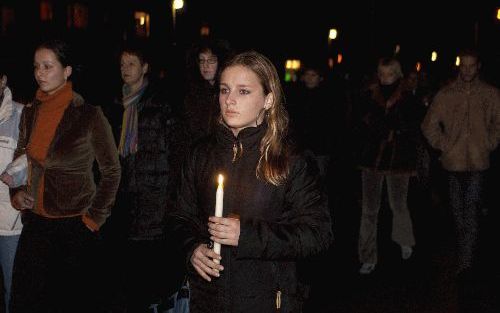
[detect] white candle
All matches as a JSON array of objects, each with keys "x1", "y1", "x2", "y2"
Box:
[{"x1": 213, "y1": 174, "x2": 224, "y2": 262}]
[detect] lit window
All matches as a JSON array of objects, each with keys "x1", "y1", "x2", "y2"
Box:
[
  {"x1": 134, "y1": 11, "x2": 150, "y2": 37},
  {"x1": 284, "y1": 59, "x2": 301, "y2": 83},
  {"x1": 40, "y1": 0, "x2": 53, "y2": 21},
  {"x1": 67, "y1": 3, "x2": 88, "y2": 29},
  {"x1": 1, "y1": 6, "x2": 15, "y2": 34},
  {"x1": 200, "y1": 25, "x2": 210, "y2": 36}
]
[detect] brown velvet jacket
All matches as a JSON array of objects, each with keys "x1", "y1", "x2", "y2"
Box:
[{"x1": 14, "y1": 92, "x2": 121, "y2": 228}]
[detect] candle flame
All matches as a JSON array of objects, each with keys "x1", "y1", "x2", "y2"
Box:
[{"x1": 218, "y1": 174, "x2": 224, "y2": 186}]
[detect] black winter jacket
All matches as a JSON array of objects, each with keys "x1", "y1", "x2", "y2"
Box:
[
  {"x1": 103, "y1": 81, "x2": 185, "y2": 240},
  {"x1": 168, "y1": 123, "x2": 332, "y2": 313},
  {"x1": 357, "y1": 84, "x2": 420, "y2": 173}
]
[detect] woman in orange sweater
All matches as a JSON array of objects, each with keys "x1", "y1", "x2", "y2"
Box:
[{"x1": 8, "y1": 39, "x2": 121, "y2": 313}]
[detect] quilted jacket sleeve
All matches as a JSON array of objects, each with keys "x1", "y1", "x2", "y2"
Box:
[{"x1": 236, "y1": 155, "x2": 333, "y2": 260}]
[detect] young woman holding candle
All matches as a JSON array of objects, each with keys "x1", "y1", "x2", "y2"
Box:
[{"x1": 168, "y1": 51, "x2": 332, "y2": 313}]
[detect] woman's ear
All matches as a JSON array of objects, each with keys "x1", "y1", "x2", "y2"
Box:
[
  {"x1": 264, "y1": 93, "x2": 274, "y2": 110},
  {"x1": 64, "y1": 66, "x2": 72, "y2": 81}
]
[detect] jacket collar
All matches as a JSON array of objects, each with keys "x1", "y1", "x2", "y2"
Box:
[
  {"x1": 216, "y1": 122, "x2": 267, "y2": 151},
  {"x1": 71, "y1": 92, "x2": 85, "y2": 107},
  {"x1": 33, "y1": 91, "x2": 84, "y2": 108},
  {"x1": 453, "y1": 77, "x2": 481, "y2": 94}
]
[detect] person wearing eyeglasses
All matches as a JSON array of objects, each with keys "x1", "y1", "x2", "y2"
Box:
[{"x1": 182, "y1": 37, "x2": 233, "y2": 145}]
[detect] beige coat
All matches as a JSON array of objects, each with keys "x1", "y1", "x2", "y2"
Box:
[{"x1": 421, "y1": 78, "x2": 500, "y2": 171}]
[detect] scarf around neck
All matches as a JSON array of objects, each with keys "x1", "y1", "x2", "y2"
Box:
[
  {"x1": 118, "y1": 79, "x2": 148, "y2": 157},
  {"x1": 27, "y1": 81, "x2": 73, "y2": 164},
  {"x1": 28, "y1": 81, "x2": 73, "y2": 215}
]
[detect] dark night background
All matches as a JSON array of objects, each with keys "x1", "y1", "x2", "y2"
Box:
[
  {"x1": 1, "y1": 0, "x2": 500, "y2": 103},
  {"x1": 1, "y1": 1, "x2": 500, "y2": 313}
]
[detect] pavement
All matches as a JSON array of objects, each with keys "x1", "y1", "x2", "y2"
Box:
[{"x1": 302, "y1": 167, "x2": 499, "y2": 313}]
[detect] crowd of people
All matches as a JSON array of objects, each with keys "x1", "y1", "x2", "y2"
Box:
[{"x1": 0, "y1": 35, "x2": 498, "y2": 313}]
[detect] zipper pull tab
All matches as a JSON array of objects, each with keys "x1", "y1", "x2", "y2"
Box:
[
  {"x1": 232, "y1": 142, "x2": 238, "y2": 162},
  {"x1": 275, "y1": 290, "x2": 281, "y2": 310}
]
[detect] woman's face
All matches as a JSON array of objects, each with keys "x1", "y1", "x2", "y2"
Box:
[
  {"x1": 219, "y1": 65, "x2": 272, "y2": 136},
  {"x1": 198, "y1": 50, "x2": 218, "y2": 84},
  {"x1": 34, "y1": 48, "x2": 71, "y2": 95},
  {"x1": 120, "y1": 52, "x2": 147, "y2": 87},
  {"x1": 377, "y1": 66, "x2": 399, "y2": 86}
]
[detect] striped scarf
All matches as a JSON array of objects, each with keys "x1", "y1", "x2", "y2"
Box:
[{"x1": 118, "y1": 80, "x2": 148, "y2": 157}]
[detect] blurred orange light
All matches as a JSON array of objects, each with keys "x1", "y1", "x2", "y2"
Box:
[{"x1": 200, "y1": 26, "x2": 210, "y2": 36}]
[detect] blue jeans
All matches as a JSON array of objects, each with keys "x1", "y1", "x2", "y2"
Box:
[
  {"x1": 0, "y1": 234, "x2": 20, "y2": 313},
  {"x1": 447, "y1": 171, "x2": 484, "y2": 273}
]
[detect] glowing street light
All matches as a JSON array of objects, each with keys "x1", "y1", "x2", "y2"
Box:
[
  {"x1": 328, "y1": 28, "x2": 338, "y2": 65},
  {"x1": 172, "y1": 0, "x2": 184, "y2": 32},
  {"x1": 329, "y1": 28, "x2": 338, "y2": 40},
  {"x1": 431, "y1": 51, "x2": 438, "y2": 62},
  {"x1": 173, "y1": 0, "x2": 184, "y2": 10},
  {"x1": 328, "y1": 28, "x2": 338, "y2": 49}
]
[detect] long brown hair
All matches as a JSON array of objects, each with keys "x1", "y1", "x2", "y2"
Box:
[{"x1": 222, "y1": 51, "x2": 290, "y2": 185}]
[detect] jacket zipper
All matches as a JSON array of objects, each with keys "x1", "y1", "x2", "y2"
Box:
[
  {"x1": 275, "y1": 290, "x2": 281, "y2": 310},
  {"x1": 272, "y1": 262, "x2": 282, "y2": 311},
  {"x1": 232, "y1": 141, "x2": 243, "y2": 163}
]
